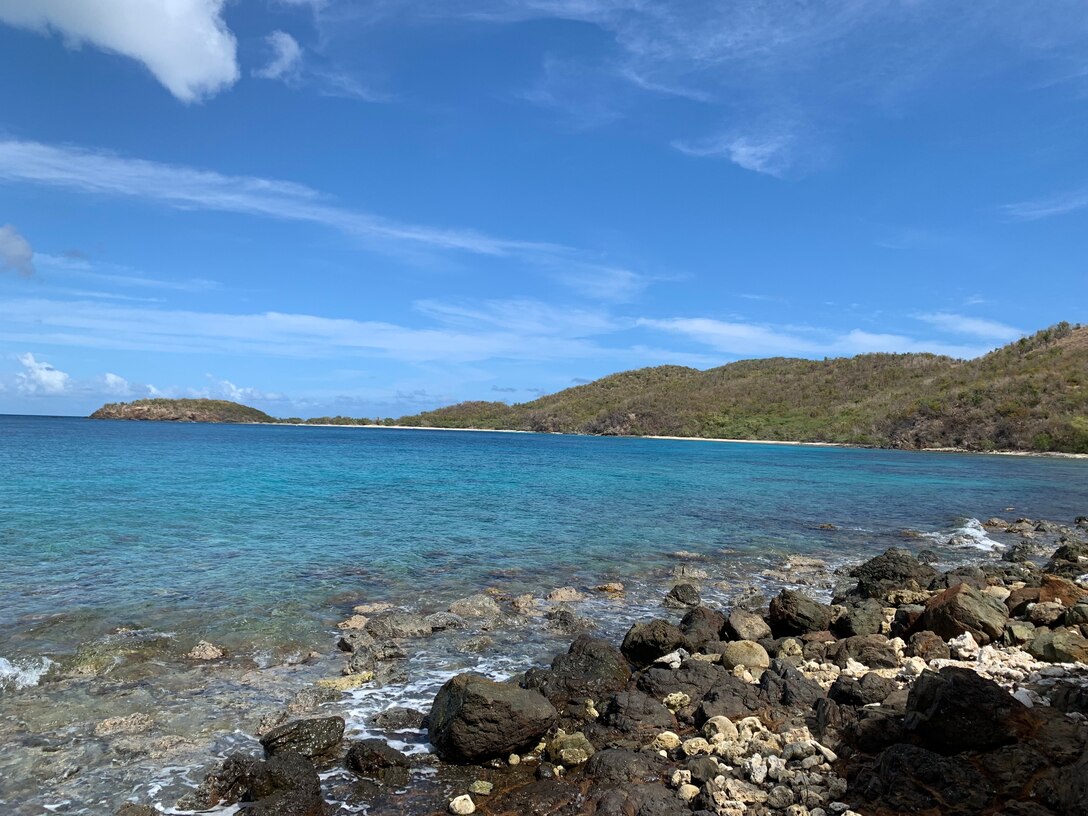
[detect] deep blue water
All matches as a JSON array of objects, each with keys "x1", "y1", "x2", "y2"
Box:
[{"x1": 2, "y1": 415, "x2": 1086, "y2": 661}]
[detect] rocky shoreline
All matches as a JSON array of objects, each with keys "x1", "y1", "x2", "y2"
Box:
[{"x1": 105, "y1": 514, "x2": 1088, "y2": 816}]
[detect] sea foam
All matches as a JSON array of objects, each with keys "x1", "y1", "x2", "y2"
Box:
[{"x1": 0, "y1": 655, "x2": 54, "y2": 690}]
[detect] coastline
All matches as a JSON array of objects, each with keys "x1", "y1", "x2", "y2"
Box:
[{"x1": 281, "y1": 421, "x2": 1088, "y2": 459}]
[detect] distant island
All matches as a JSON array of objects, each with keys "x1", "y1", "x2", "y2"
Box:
[{"x1": 91, "y1": 322, "x2": 1088, "y2": 453}]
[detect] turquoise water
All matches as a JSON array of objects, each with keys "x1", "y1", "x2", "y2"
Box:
[{"x1": 2, "y1": 415, "x2": 1086, "y2": 665}]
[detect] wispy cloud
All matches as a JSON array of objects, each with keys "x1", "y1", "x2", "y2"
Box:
[
  {"x1": 0, "y1": 224, "x2": 34, "y2": 275},
  {"x1": 672, "y1": 131, "x2": 796, "y2": 177},
  {"x1": 254, "y1": 30, "x2": 304, "y2": 81},
  {"x1": 35, "y1": 252, "x2": 217, "y2": 293},
  {"x1": 638, "y1": 316, "x2": 992, "y2": 360},
  {"x1": 1002, "y1": 186, "x2": 1088, "y2": 221},
  {"x1": 252, "y1": 30, "x2": 387, "y2": 101},
  {"x1": 914, "y1": 312, "x2": 1024, "y2": 342},
  {"x1": 0, "y1": 0, "x2": 238, "y2": 102},
  {"x1": 0, "y1": 139, "x2": 646, "y2": 300}
]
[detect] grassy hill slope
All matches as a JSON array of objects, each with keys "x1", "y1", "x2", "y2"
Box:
[
  {"x1": 91, "y1": 398, "x2": 276, "y2": 424},
  {"x1": 396, "y1": 323, "x2": 1088, "y2": 453}
]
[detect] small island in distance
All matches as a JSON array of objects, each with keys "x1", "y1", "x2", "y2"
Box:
[{"x1": 91, "y1": 321, "x2": 1088, "y2": 453}]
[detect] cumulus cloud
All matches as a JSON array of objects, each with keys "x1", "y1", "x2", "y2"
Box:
[
  {"x1": 15, "y1": 352, "x2": 70, "y2": 395},
  {"x1": 0, "y1": 224, "x2": 34, "y2": 275},
  {"x1": 254, "y1": 31, "x2": 303, "y2": 81},
  {"x1": 0, "y1": 0, "x2": 238, "y2": 102},
  {"x1": 102, "y1": 372, "x2": 133, "y2": 396}
]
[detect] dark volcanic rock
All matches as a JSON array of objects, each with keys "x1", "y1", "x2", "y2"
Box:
[
  {"x1": 758, "y1": 658, "x2": 824, "y2": 709},
  {"x1": 722, "y1": 609, "x2": 772, "y2": 642},
  {"x1": 594, "y1": 783, "x2": 690, "y2": 816},
  {"x1": 663, "y1": 583, "x2": 701, "y2": 609},
  {"x1": 620, "y1": 620, "x2": 690, "y2": 667},
  {"x1": 904, "y1": 666, "x2": 1023, "y2": 754},
  {"x1": 259, "y1": 717, "x2": 345, "y2": 762},
  {"x1": 832, "y1": 597, "x2": 885, "y2": 637},
  {"x1": 930, "y1": 565, "x2": 989, "y2": 591},
  {"x1": 907, "y1": 630, "x2": 951, "y2": 662},
  {"x1": 767, "y1": 589, "x2": 833, "y2": 636},
  {"x1": 636, "y1": 659, "x2": 730, "y2": 706},
  {"x1": 370, "y1": 707, "x2": 425, "y2": 730},
  {"x1": 829, "y1": 672, "x2": 896, "y2": 707},
  {"x1": 181, "y1": 751, "x2": 323, "y2": 815},
  {"x1": 852, "y1": 743, "x2": 995, "y2": 816},
  {"x1": 522, "y1": 634, "x2": 630, "y2": 713},
  {"x1": 345, "y1": 739, "x2": 410, "y2": 786},
  {"x1": 679, "y1": 606, "x2": 727, "y2": 649},
  {"x1": 428, "y1": 674, "x2": 557, "y2": 763},
  {"x1": 852, "y1": 547, "x2": 938, "y2": 599},
  {"x1": 584, "y1": 748, "x2": 672, "y2": 786},
  {"x1": 697, "y1": 675, "x2": 767, "y2": 723},
  {"x1": 916, "y1": 582, "x2": 1009, "y2": 645},
  {"x1": 826, "y1": 634, "x2": 899, "y2": 669},
  {"x1": 601, "y1": 690, "x2": 677, "y2": 742}
]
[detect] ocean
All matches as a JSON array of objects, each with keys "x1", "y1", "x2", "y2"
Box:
[{"x1": 1, "y1": 415, "x2": 1086, "y2": 812}]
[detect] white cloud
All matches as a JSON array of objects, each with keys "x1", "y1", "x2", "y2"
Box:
[
  {"x1": 0, "y1": 0, "x2": 238, "y2": 103},
  {"x1": 638, "y1": 317, "x2": 991, "y2": 360},
  {"x1": 15, "y1": 352, "x2": 70, "y2": 395},
  {"x1": 0, "y1": 224, "x2": 34, "y2": 275},
  {"x1": 254, "y1": 31, "x2": 303, "y2": 81},
  {"x1": 204, "y1": 376, "x2": 284, "y2": 403},
  {"x1": 102, "y1": 372, "x2": 133, "y2": 396},
  {"x1": 914, "y1": 312, "x2": 1024, "y2": 342},
  {"x1": 672, "y1": 131, "x2": 795, "y2": 177},
  {"x1": 1002, "y1": 186, "x2": 1088, "y2": 221}
]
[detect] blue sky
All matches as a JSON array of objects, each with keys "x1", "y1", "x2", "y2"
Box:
[{"x1": 0, "y1": 1, "x2": 1086, "y2": 418}]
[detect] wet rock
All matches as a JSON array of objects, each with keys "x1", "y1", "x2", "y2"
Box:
[
  {"x1": 259, "y1": 716, "x2": 345, "y2": 762},
  {"x1": 1027, "y1": 628, "x2": 1088, "y2": 663},
  {"x1": 832, "y1": 598, "x2": 885, "y2": 637},
  {"x1": 94, "y1": 712, "x2": 154, "y2": 737},
  {"x1": 116, "y1": 805, "x2": 158, "y2": 816},
  {"x1": 906, "y1": 630, "x2": 950, "y2": 662},
  {"x1": 852, "y1": 743, "x2": 994, "y2": 816},
  {"x1": 181, "y1": 751, "x2": 322, "y2": 815},
  {"x1": 337, "y1": 614, "x2": 369, "y2": 630},
  {"x1": 428, "y1": 674, "x2": 557, "y2": 763},
  {"x1": 344, "y1": 640, "x2": 407, "y2": 675},
  {"x1": 345, "y1": 739, "x2": 410, "y2": 786},
  {"x1": 425, "y1": 611, "x2": 467, "y2": 631},
  {"x1": 664, "y1": 583, "x2": 701, "y2": 609},
  {"x1": 768, "y1": 589, "x2": 833, "y2": 636},
  {"x1": 715, "y1": 640, "x2": 771, "y2": 672},
  {"x1": 546, "y1": 730, "x2": 595, "y2": 765},
  {"x1": 365, "y1": 612, "x2": 433, "y2": 639},
  {"x1": 621, "y1": 620, "x2": 690, "y2": 667},
  {"x1": 448, "y1": 594, "x2": 500, "y2": 619},
  {"x1": 852, "y1": 548, "x2": 938, "y2": 600},
  {"x1": 680, "y1": 606, "x2": 727, "y2": 649},
  {"x1": 904, "y1": 667, "x2": 1022, "y2": 754},
  {"x1": 511, "y1": 593, "x2": 542, "y2": 616},
  {"x1": 547, "y1": 587, "x2": 584, "y2": 602},
  {"x1": 187, "y1": 640, "x2": 224, "y2": 660},
  {"x1": 544, "y1": 607, "x2": 590, "y2": 635},
  {"x1": 370, "y1": 707, "x2": 425, "y2": 731},
  {"x1": 600, "y1": 690, "x2": 677, "y2": 742},
  {"x1": 597, "y1": 582, "x2": 625, "y2": 594},
  {"x1": 723, "y1": 609, "x2": 772, "y2": 642},
  {"x1": 522, "y1": 634, "x2": 630, "y2": 713},
  {"x1": 916, "y1": 582, "x2": 1009, "y2": 645},
  {"x1": 458, "y1": 635, "x2": 494, "y2": 653}
]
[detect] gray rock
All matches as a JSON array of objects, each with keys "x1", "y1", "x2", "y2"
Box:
[
  {"x1": 620, "y1": 620, "x2": 690, "y2": 667},
  {"x1": 716, "y1": 640, "x2": 771, "y2": 671},
  {"x1": 425, "y1": 612, "x2": 467, "y2": 631},
  {"x1": 852, "y1": 548, "x2": 937, "y2": 599},
  {"x1": 723, "y1": 609, "x2": 772, "y2": 642},
  {"x1": 679, "y1": 606, "x2": 727, "y2": 649},
  {"x1": 428, "y1": 674, "x2": 557, "y2": 763},
  {"x1": 833, "y1": 598, "x2": 885, "y2": 637},
  {"x1": 1027, "y1": 628, "x2": 1088, "y2": 663},
  {"x1": 345, "y1": 739, "x2": 410, "y2": 786},
  {"x1": 448, "y1": 594, "x2": 501, "y2": 619},
  {"x1": 365, "y1": 612, "x2": 433, "y2": 639}
]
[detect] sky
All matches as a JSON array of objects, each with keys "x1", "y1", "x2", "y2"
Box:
[{"x1": 0, "y1": 1, "x2": 1086, "y2": 418}]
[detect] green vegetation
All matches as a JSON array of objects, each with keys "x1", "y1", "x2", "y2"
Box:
[
  {"x1": 394, "y1": 322, "x2": 1088, "y2": 453},
  {"x1": 89, "y1": 323, "x2": 1088, "y2": 453},
  {"x1": 90, "y1": 398, "x2": 276, "y2": 424}
]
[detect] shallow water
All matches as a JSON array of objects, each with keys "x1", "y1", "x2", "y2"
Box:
[{"x1": 1, "y1": 416, "x2": 1086, "y2": 812}]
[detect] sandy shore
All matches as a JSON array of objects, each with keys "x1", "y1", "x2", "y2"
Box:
[{"x1": 280, "y1": 422, "x2": 1088, "y2": 458}]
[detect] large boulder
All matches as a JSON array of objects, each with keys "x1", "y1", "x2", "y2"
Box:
[
  {"x1": 679, "y1": 606, "x2": 727, "y2": 649},
  {"x1": 636, "y1": 660, "x2": 729, "y2": 705},
  {"x1": 826, "y1": 634, "x2": 899, "y2": 669},
  {"x1": 259, "y1": 717, "x2": 345, "y2": 762},
  {"x1": 833, "y1": 598, "x2": 886, "y2": 637},
  {"x1": 1027, "y1": 628, "x2": 1088, "y2": 664},
  {"x1": 600, "y1": 690, "x2": 677, "y2": 742},
  {"x1": 1039, "y1": 575, "x2": 1088, "y2": 607},
  {"x1": 522, "y1": 635, "x2": 630, "y2": 711},
  {"x1": 345, "y1": 739, "x2": 410, "y2": 786},
  {"x1": 663, "y1": 583, "x2": 701, "y2": 609},
  {"x1": 428, "y1": 674, "x2": 557, "y2": 763},
  {"x1": 904, "y1": 667, "x2": 1023, "y2": 754},
  {"x1": 851, "y1": 743, "x2": 995, "y2": 816},
  {"x1": 715, "y1": 640, "x2": 771, "y2": 672},
  {"x1": 915, "y1": 582, "x2": 1008, "y2": 645},
  {"x1": 364, "y1": 612, "x2": 433, "y2": 639},
  {"x1": 448, "y1": 594, "x2": 501, "y2": 619},
  {"x1": 852, "y1": 548, "x2": 937, "y2": 599},
  {"x1": 620, "y1": 620, "x2": 689, "y2": 667},
  {"x1": 768, "y1": 589, "x2": 833, "y2": 636},
  {"x1": 180, "y1": 751, "x2": 323, "y2": 815},
  {"x1": 758, "y1": 658, "x2": 825, "y2": 709}
]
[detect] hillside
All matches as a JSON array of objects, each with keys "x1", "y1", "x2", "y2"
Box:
[
  {"x1": 90, "y1": 398, "x2": 276, "y2": 424},
  {"x1": 395, "y1": 322, "x2": 1088, "y2": 453}
]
